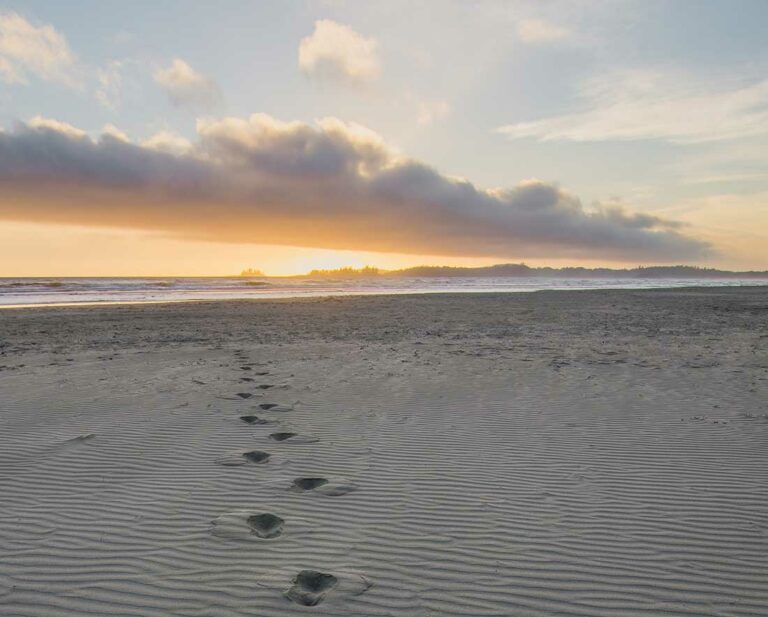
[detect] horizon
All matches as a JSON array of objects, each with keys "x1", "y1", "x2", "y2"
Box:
[
  {"x1": 1, "y1": 1, "x2": 768, "y2": 275},
  {"x1": 3, "y1": 262, "x2": 768, "y2": 280}
]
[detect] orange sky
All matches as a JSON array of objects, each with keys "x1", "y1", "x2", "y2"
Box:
[{"x1": 2, "y1": 219, "x2": 765, "y2": 277}]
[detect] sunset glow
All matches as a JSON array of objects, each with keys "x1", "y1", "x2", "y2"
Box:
[{"x1": 1, "y1": 2, "x2": 767, "y2": 275}]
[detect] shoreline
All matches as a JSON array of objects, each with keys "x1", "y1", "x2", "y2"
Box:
[{"x1": 2, "y1": 282, "x2": 767, "y2": 311}]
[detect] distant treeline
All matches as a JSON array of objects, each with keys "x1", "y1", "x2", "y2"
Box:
[
  {"x1": 240, "y1": 268, "x2": 265, "y2": 276},
  {"x1": 294, "y1": 263, "x2": 768, "y2": 279},
  {"x1": 306, "y1": 266, "x2": 381, "y2": 278}
]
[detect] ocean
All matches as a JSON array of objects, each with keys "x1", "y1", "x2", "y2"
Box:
[{"x1": 0, "y1": 277, "x2": 766, "y2": 308}]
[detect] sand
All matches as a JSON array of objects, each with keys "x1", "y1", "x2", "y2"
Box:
[{"x1": 1, "y1": 287, "x2": 767, "y2": 616}]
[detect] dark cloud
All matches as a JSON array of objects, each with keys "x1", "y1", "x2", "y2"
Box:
[{"x1": 0, "y1": 114, "x2": 710, "y2": 261}]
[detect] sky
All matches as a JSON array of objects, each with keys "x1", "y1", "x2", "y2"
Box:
[{"x1": 0, "y1": 0, "x2": 767, "y2": 276}]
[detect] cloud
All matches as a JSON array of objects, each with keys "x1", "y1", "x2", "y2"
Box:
[
  {"x1": 153, "y1": 58, "x2": 221, "y2": 110},
  {"x1": 498, "y1": 69, "x2": 768, "y2": 144},
  {"x1": 0, "y1": 114, "x2": 709, "y2": 262},
  {"x1": 96, "y1": 60, "x2": 124, "y2": 110},
  {"x1": 0, "y1": 12, "x2": 77, "y2": 85},
  {"x1": 299, "y1": 20, "x2": 379, "y2": 86},
  {"x1": 516, "y1": 18, "x2": 570, "y2": 44},
  {"x1": 27, "y1": 116, "x2": 86, "y2": 138},
  {"x1": 102, "y1": 124, "x2": 130, "y2": 142},
  {"x1": 141, "y1": 130, "x2": 193, "y2": 154}
]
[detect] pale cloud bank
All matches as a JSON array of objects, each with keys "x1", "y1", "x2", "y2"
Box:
[
  {"x1": 498, "y1": 69, "x2": 768, "y2": 143},
  {"x1": 154, "y1": 58, "x2": 221, "y2": 110},
  {"x1": 0, "y1": 114, "x2": 709, "y2": 262},
  {"x1": 0, "y1": 12, "x2": 76, "y2": 85},
  {"x1": 299, "y1": 20, "x2": 379, "y2": 86}
]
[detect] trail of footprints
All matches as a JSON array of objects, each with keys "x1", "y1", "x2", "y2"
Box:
[{"x1": 213, "y1": 349, "x2": 363, "y2": 607}]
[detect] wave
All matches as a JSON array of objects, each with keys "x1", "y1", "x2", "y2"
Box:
[
  {"x1": 0, "y1": 276, "x2": 765, "y2": 308},
  {"x1": 243, "y1": 281, "x2": 272, "y2": 287}
]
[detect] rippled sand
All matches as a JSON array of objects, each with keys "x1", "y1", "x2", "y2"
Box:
[{"x1": 1, "y1": 288, "x2": 767, "y2": 616}]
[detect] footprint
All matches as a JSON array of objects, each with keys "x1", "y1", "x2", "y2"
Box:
[
  {"x1": 259, "y1": 403, "x2": 293, "y2": 412},
  {"x1": 215, "y1": 450, "x2": 271, "y2": 466},
  {"x1": 55, "y1": 433, "x2": 96, "y2": 451},
  {"x1": 256, "y1": 384, "x2": 275, "y2": 390},
  {"x1": 63, "y1": 433, "x2": 96, "y2": 444},
  {"x1": 246, "y1": 513, "x2": 284, "y2": 539},
  {"x1": 319, "y1": 484, "x2": 357, "y2": 496},
  {"x1": 289, "y1": 477, "x2": 356, "y2": 496},
  {"x1": 269, "y1": 432, "x2": 318, "y2": 444},
  {"x1": 236, "y1": 392, "x2": 253, "y2": 399},
  {"x1": 292, "y1": 477, "x2": 329, "y2": 491},
  {"x1": 258, "y1": 567, "x2": 371, "y2": 602},
  {"x1": 240, "y1": 415, "x2": 275, "y2": 425},
  {"x1": 212, "y1": 510, "x2": 294, "y2": 541},
  {"x1": 243, "y1": 450, "x2": 271, "y2": 463},
  {"x1": 270, "y1": 432, "x2": 298, "y2": 441},
  {"x1": 284, "y1": 570, "x2": 338, "y2": 606}
]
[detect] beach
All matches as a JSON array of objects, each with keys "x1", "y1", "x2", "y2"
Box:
[{"x1": 1, "y1": 287, "x2": 767, "y2": 616}]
